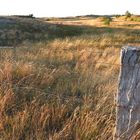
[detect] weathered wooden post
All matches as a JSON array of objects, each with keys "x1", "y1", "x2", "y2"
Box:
[{"x1": 114, "y1": 46, "x2": 140, "y2": 140}]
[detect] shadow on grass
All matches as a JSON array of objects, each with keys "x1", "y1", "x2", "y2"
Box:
[{"x1": 0, "y1": 16, "x2": 140, "y2": 46}]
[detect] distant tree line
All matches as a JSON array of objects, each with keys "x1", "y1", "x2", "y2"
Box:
[{"x1": 13, "y1": 14, "x2": 35, "y2": 18}]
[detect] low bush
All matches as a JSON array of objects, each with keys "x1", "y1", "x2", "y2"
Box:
[{"x1": 102, "y1": 17, "x2": 112, "y2": 25}]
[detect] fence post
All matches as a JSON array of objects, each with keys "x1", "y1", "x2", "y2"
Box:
[{"x1": 114, "y1": 46, "x2": 140, "y2": 140}]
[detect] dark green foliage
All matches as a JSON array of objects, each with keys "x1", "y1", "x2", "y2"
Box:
[
  {"x1": 125, "y1": 11, "x2": 131, "y2": 18},
  {"x1": 102, "y1": 17, "x2": 112, "y2": 25}
]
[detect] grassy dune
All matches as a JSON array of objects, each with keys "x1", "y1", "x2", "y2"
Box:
[{"x1": 0, "y1": 16, "x2": 140, "y2": 140}]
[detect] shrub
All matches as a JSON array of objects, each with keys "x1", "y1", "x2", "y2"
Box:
[
  {"x1": 130, "y1": 16, "x2": 140, "y2": 22},
  {"x1": 102, "y1": 17, "x2": 112, "y2": 25},
  {"x1": 125, "y1": 11, "x2": 131, "y2": 18}
]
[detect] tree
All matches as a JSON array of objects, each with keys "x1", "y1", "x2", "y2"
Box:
[
  {"x1": 125, "y1": 11, "x2": 131, "y2": 18},
  {"x1": 102, "y1": 17, "x2": 112, "y2": 25}
]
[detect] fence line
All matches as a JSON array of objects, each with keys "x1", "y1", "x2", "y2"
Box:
[
  {"x1": 1, "y1": 47, "x2": 140, "y2": 69},
  {"x1": 93, "y1": 61, "x2": 140, "y2": 68}
]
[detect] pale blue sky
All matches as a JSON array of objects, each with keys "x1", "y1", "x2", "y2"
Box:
[{"x1": 0, "y1": 0, "x2": 140, "y2": 17}]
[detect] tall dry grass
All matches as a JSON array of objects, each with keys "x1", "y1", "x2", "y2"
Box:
[
  {"x1": 0, "y1": 38, "x2": 119, "y2": 140},
  {"x1": 1, "y1": 17, "x2": 140, "y2": 140}
]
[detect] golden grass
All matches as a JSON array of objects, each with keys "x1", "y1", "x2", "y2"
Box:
[
  {"x1": 46, "y1": 16, "x2": 140, "y2": 29},
  {"x1": 0, "y1": 17, "x2": 140, "y2": 139}
]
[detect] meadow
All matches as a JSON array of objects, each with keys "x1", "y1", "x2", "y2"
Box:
[{"x1": 0, "y1": 15, "x2": 140, "y2": 140}]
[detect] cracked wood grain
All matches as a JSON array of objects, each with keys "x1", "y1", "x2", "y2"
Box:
[{"x1": 114, "y1": 46, "x2": 140, "y2": 140}]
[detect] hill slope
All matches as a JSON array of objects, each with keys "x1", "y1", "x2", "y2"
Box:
[{"x1": 0, "y1": 16, "x2": 84, "y2": 46}]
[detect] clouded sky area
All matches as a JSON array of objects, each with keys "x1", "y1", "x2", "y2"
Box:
[{"x1": 0, "y1": 0, "x2": 140, "y2": 17}]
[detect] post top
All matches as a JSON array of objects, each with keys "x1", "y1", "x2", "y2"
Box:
[{"x1": 123, "y1": 46, "x2": 140, "y2": 51}]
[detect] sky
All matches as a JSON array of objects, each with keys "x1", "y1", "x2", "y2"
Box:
[{"x1": 0, "y1": 0, "x2": 140, "y2": 17}]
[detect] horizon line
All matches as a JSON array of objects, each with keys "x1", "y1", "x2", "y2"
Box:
[{"x1": 0, "y1": 13, "x2": 140, "y2": 18}]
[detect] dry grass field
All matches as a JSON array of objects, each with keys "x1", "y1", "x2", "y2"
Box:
[{"x1": 0, "y1": 15, "x2": 140, "y2": 140}]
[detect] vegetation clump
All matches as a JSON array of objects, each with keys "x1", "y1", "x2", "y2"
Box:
[
  {"x1": 102, "y1": 17, "x2": 112, "y2": 25},
  {"x1": 125, "y1": 10, "x2": 132, "y2": 18}
]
